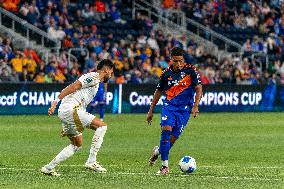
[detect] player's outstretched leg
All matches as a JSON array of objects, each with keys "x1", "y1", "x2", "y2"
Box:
[
  {"x1": 157, "y1": 126, "x2": 171, "y2": 174},
  {"x1": 149, "y1": 135, "x2": 177, "y2": 166},
  {"x1": 85, "y1": 118, "x2": 107, "y2": 172},
  {"x1": 41, "y1": 135, "x2": 82, "y2": 176}
]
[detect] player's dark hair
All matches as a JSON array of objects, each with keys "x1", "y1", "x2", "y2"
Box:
[
  {"x1": 97, "y1": 59, "x2": 114, "y2": 70},
  {"x1": 171, "y1": 47, "x2": 184, "y2": 57}
]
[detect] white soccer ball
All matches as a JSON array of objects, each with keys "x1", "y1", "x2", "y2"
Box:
[{"x1": 179, "y1": 156, "x2": 197, "y2": 173}]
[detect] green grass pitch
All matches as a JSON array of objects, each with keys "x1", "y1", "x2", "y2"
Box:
[{"x1": 0, "y1": 113, "x2": 283, "y2": 189}]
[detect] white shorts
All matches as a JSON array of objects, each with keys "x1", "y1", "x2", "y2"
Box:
[{"x1": 58, "y1": 106, "x2": 95, "y2": 137}]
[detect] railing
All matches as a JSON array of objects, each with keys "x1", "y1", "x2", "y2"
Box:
[
  {"x1": 217, "y1": 51, "x2": 244, "y2": 62},
  {"x1": 0, "y1": 24, "x2": 29, "y2": 48},
  {"x1": 185, "y1": 18, "x2": 242, "y2": 52},
  {"x1": 37, "y1": 47, "x2": 61, "y2": 64},
  {"x1": 68, "y1": 48, "x2": 88, "y2": 69},
  {"x1": 133, "y1": 0, "x2": 242, "y2": 53},
  {"x1": 133, "y1": 0, "x2": 218, "y2": 54},
  {"x1": 37, "y1": 47, "x2": 77, "y2": 68},
  {"x1": 0, "y1": 7, "x2": 60, "y2": 48},
  {"x1": 155, "y1": 8, "x2": 186, "y2": 30},
  {"x1": 250, "y1": 52, "x2": 269, "y2": 70}
]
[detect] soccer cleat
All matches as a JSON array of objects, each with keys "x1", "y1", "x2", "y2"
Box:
[
  {"x1": 85, "y1": 162, "x2": 107, "y2": 172},
  {"x1": 40, "y1": 166, "x2": 61, "y2": 176},
  {"x1": 157, "y1": 166, "x2": 169, "y2": 175},
  {"x1": 149, "y1": 146, "x2": 159, "y2": 166}
]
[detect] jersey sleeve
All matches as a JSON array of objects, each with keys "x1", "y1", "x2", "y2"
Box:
[
  {"x1": 190, "y1": 66, "x2": 202, "y2": 86},
  {"x1": 156, "y1": 73, "x2": 166, "y2": 91},
  {"x1": 78, "y1": 73, "x2": 100, "y2": 88}
]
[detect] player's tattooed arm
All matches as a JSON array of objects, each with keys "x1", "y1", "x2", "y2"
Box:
[
  {"x1": 147, "y1": 89, "x2": 162, "y2": 125},
  {"x1": 192, "y1": 85, "x2": 202, "y2": 118},
  {"x1": 48, "y1": 81, "x2": 82, "y2": 115}
]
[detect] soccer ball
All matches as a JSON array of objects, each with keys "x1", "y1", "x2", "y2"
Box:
[{"x1": 179, "y1": 156, "x2": 197, "y2": 173}]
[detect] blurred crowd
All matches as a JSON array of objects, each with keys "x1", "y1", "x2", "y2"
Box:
[
  {"x1": 156, "y1": 0, "x2": 284, "y2": 84},
  {"x1": 160, "y1": 0, "x2": 284, "y2": 57},
  {"x1": 0, "y1": 36, "x2": 74, "y2": 83},
  {"x1": 0, "y1": 0, "x2": 284, "y2": 85}
]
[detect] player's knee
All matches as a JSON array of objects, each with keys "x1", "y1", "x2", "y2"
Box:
[
  {"x1": 90, "y1": 118, "x2": 106, "y2": 129},
  {"x1": 76, "y1": 141, "x2": 83, "y2": 147},
  {"x1": 100, "y1": 121, "x2": 107, "y2": 127},
  {"x1": 74, "y1": 140, "x2": 83, "y2": 148},
  {"x1": 70, "y1": 135, "x2": 83, "y2": 147},
  {"x1": 161, "y1": 125, "x2": 172, "y2": 131},
  {"x1": 93, "y1": 122, "x2": 107, "y2": 129}
]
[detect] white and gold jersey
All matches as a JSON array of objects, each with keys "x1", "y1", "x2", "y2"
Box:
[{"x1": 59, "y1": 72, "x2": 100, "y2": 110}]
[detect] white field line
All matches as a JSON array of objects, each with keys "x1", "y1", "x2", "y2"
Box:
[
  {"x1": 0, "y1": 167, "x2": 34, "y2": 171},
  {"x1": 61, "y1": 164, "x2": 283, "y2": 169},
  {"x1": 200, "y1": 165, "x2": 283, "y2": 169},
  {"x1": 0, "y1": 167, "x2": 282, "y2": 181}
]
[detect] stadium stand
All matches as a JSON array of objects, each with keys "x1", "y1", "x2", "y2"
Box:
[
  {"x1": 0, "y1": 0, "x2": 283, "y2": 85},
  {"x1": 162, "y1": 1, "x2": 284, "y2": 56}
]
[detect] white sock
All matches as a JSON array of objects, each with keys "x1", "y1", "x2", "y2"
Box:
[
  {"x1": 154, "y1": 147, "x2": 160, "y2": 155},
  {"x1": 46, "y1": 144, "x2": 81, "y2": 170},
  {"x1": 86, "y1": 126, "x2": 107, "y2": 165},
  {"x1": 162, "y1": 160, "x2": 169, "y2": 167}
]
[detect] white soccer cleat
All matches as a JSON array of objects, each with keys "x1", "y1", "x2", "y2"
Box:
[
  {"x1": 40, "y1": 166, "x2": 61, "y2": 176},
  {"x1": 85, "y1": 162, "x2": 107, "y2": 172},
  {"x1": 156, "y1": 166, "x2": 170, "y2": 175}
]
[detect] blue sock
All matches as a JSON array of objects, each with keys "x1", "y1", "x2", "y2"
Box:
[
  {"x1": 159, "y1": 130, "x2": 171, "y2": 162},
  {"x1": 99, "y1": 104, "x2": 105, "y2": 120}
]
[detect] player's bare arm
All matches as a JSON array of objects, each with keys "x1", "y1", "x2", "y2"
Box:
[
  {"x1": 48, "y1": 80, "x2": 82, "y2": 116},
  {"x1": 147, "y1": 89, "x2": 162, "y2": 124},
  {"x1": 192, "y1": 84, "x2": 202, "y2": 118}
]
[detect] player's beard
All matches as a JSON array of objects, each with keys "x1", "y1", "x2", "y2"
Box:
[{"x1": 103, "y1": 75, "x2": 110, "y2": 83}]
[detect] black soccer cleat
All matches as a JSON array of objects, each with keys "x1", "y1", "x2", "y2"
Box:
[{"x1": 149, "y1": 146, "x2": 159, "y2": 166}]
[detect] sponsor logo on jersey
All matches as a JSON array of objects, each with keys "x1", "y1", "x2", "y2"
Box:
[{"x1": 162, "y1": 115, "x2": 168, "y2": 120}]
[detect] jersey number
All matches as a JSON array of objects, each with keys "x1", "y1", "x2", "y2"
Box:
[{"x1": 85, "y1": 77, "x2": 93, "y2": 83}]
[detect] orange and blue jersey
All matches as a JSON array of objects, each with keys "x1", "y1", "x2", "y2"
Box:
[
  {"x1": 157, "y1": 64, "x2": 202, "y2": 111},
  {"x1": 157, "y1": 64, "x2": 202, "y2": 138},
  {"x1": 156, "y1": 64, "x2": 202, "y2": 161}
]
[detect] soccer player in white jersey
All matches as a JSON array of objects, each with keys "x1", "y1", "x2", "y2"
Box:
[{"x1": 41, "y1": 59, "x2": 114, "y2": 176}]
